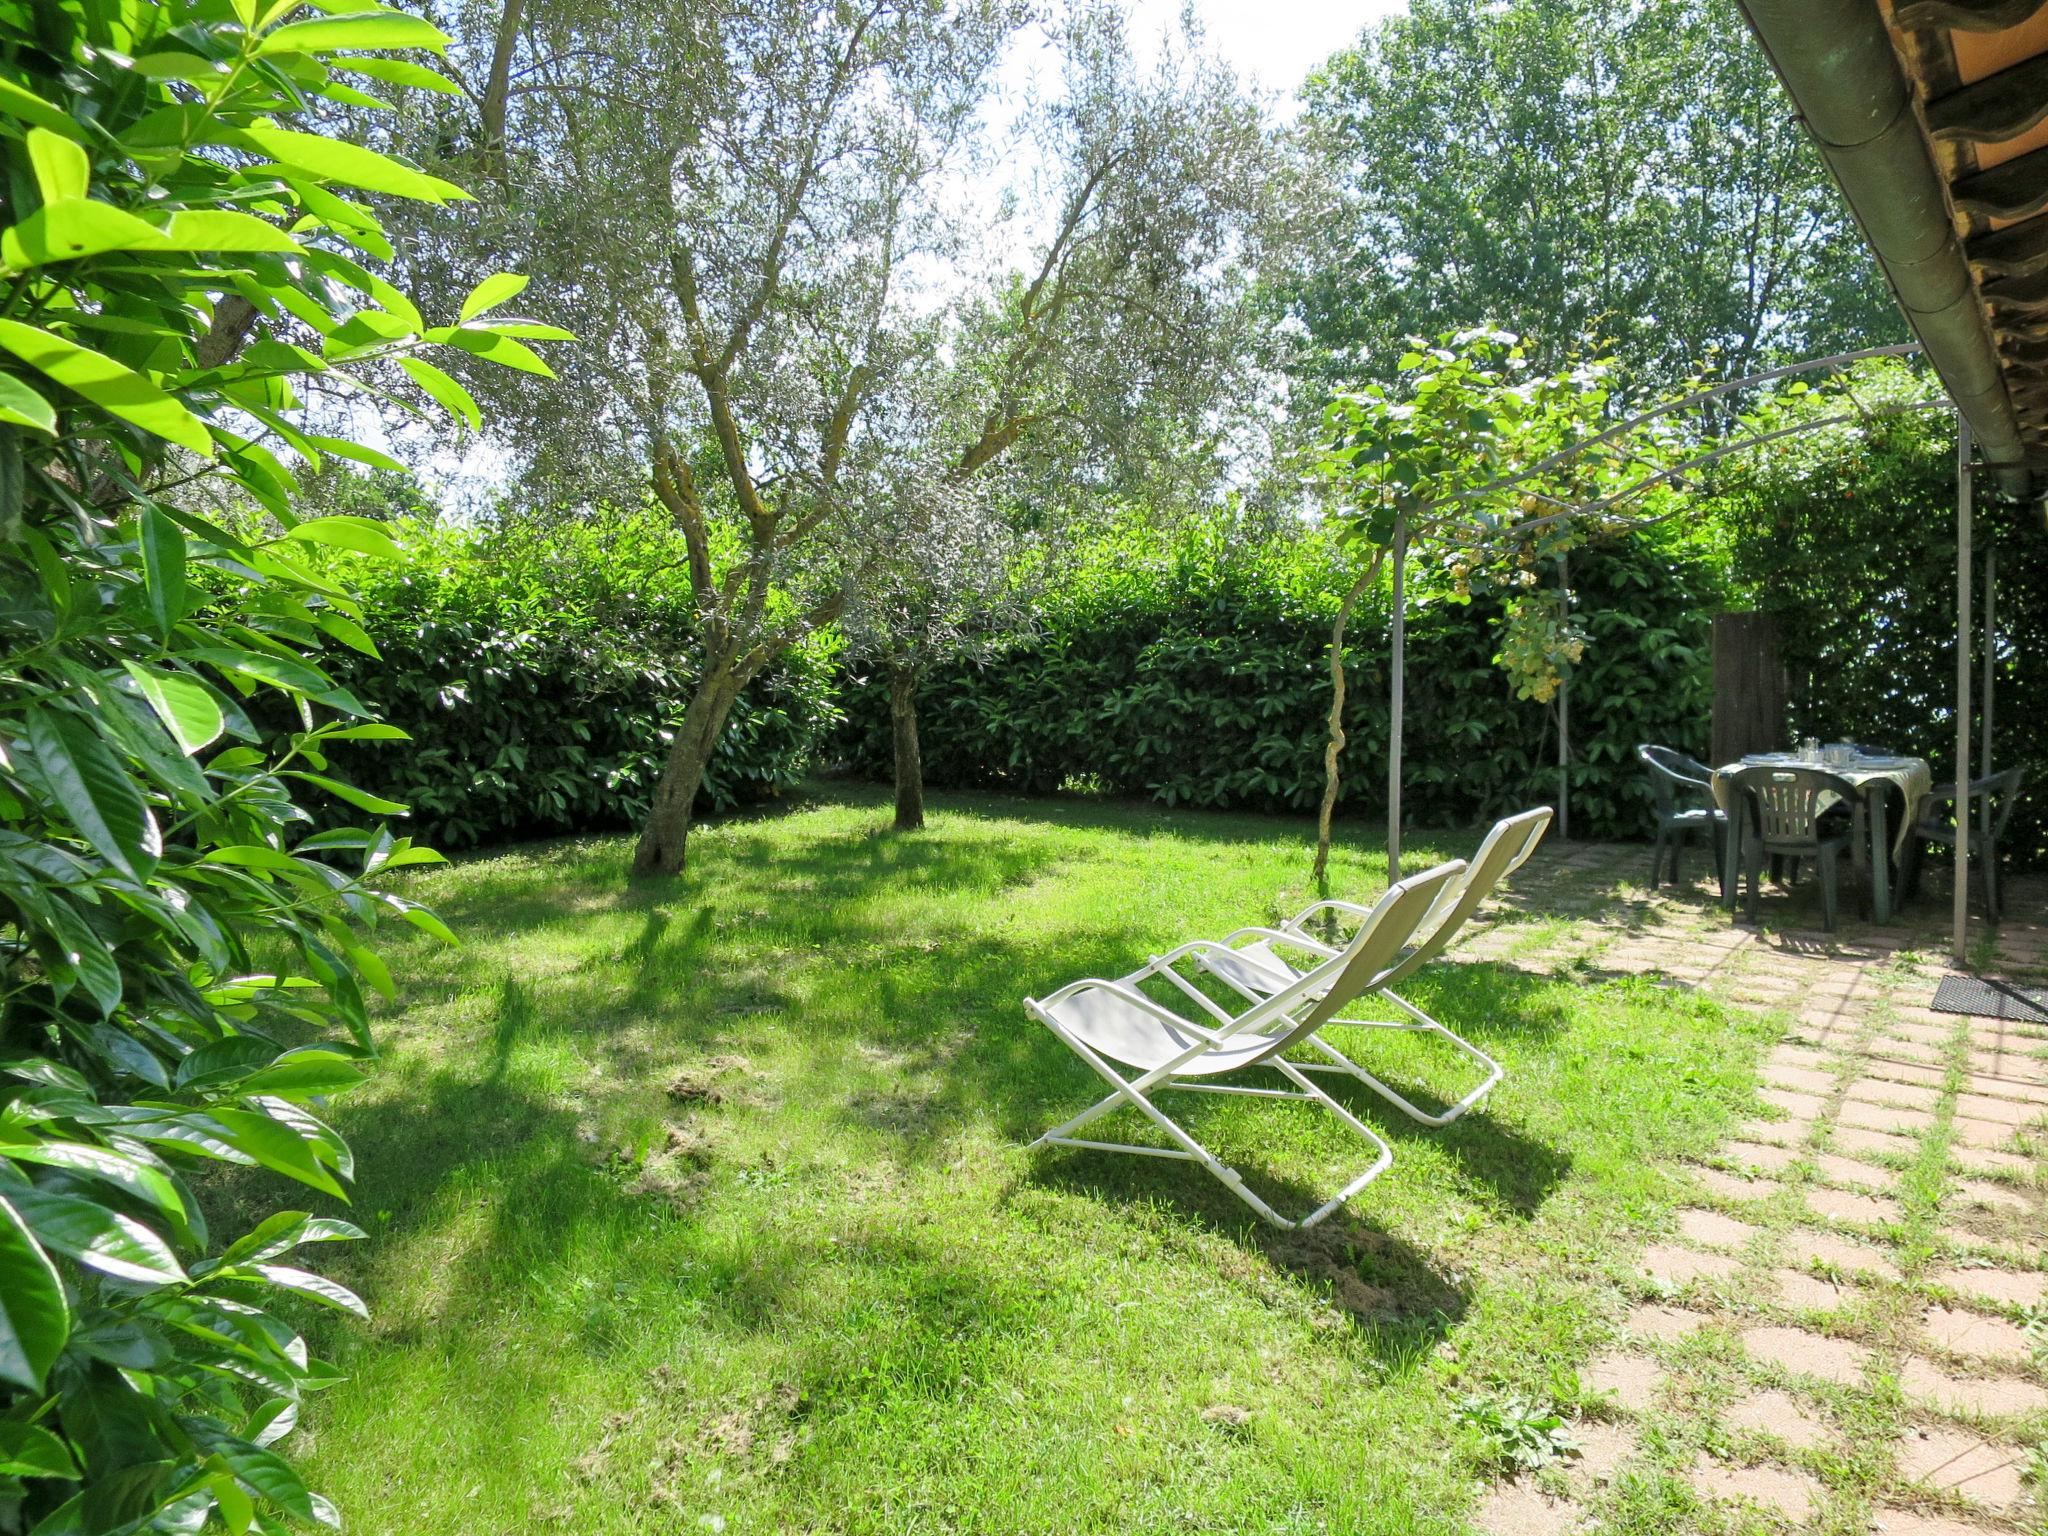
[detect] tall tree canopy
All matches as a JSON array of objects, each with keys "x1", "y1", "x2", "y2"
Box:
[
  {"x1": 1276, "y1": 0, "x2": 1904, "y2": 390},
  {"x1": 369, "y1": 0, "x2": 1280, "y2": 874}
]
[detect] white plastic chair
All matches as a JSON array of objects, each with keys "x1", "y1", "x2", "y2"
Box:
[
  {"x1": 1197, "y1": 808, "x2": 1553, "y2": 1128},
  {"x1": 1026, "y1": 859, "x2": 1467, "y2": 1230}
]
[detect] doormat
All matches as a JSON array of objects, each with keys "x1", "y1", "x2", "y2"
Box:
[{"x1": 1930, "y1": 974, "x2": 2048, "y2": 1023}]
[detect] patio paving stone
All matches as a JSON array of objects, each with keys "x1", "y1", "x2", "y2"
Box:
[
  {"x1": 1583, "y1": 1351, "x2": 1664, "y2": 1413},
  {"x1": 1638, "y1": 1244, "x2": 1740, "y2": 1287},
  {"x1": 1898, "y1": 1356, "x2": 2048, "y2": 1418},
  {"x1": 1839, "y1": 1098, "x2": 1935, "y2": 1135},
  {"x1": 1688, "y1": 1460, "x2": 1821, "y2": 1522},
  {"x1": 1805, "y1": 1186, "x2": 1901, "y2": 1226},
  {"x1": 1725, "y1": 1388, "x2": 1831, "y2": 1449},
  {"x1": 1811, "y1": 1152, "x2": 1892, "y2": 1191},
  {"x1": 1738, "y1": 1326, "x2": 1870, "y2": 1387},
  {"x1": 1926, "y1": 1266, "x2": 2046, "y2": 1308},
  {"x1": 1676, "y1": 1209, "x2": 1758, "y2": 1248},
  {"x1": 1894, "y1": 1425, "x2": 2027, "y2": 1512},
  {"x1": 1782, "y1": 1228, "x2": 1901, "y2": 1280},
  {"x1": 1920, "y1": 1305, "x2": 2034, "y2": 1363}
]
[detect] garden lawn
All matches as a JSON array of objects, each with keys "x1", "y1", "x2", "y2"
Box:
[{"x1": 268, "y1": 787, "x2": 1778, "y2": 1535}]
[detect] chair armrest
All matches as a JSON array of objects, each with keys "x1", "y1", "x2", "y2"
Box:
[
  {"x1": 1220, "y1": 924, "x2": 1340, "y2": 958},
  {"x1": 1279, "y1": 899, "x2": 1375, "y2": 935}
]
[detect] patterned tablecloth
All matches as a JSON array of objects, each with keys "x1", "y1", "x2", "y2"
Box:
[{"x1": 1712, "y1": 753, "x2": 1934, "y2": 856}]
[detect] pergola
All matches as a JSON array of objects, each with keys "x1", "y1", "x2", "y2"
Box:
[{"x1": 1734, "y1": 0, "x2": 2048, "y2": 962}]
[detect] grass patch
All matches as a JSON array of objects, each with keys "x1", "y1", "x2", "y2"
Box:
[{"x1": 260, "y1": 787, "x2": 1776, "y2": 1534}]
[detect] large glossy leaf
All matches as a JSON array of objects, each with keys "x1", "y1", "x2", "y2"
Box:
[
  {"x1": 25, "y1": 128, "x2": 87, "y2": 202},
  {"x1": 0, "y1": 1421, "x2": 79, "y2": 1478},
  {"x1": 139, "y1": 503, "x2": 185, "y2": 636},
  {"x1": 0, "y1": 200, "x2": 170, "y2": 270},
  {"x1": 282, "y1": 516, "x2": 401, "y2": 560},
  {"x1": 281, "y1": 773, "x2": 407, "y2": 815},
  {"x1": 122, "y1": 663, "x2": 224, "y2": 756},
  {"x1": 0, "y1": 320, "x2": 211, "y2": 455},
  {"x1": 395, "y1": 355, "x2": 480, "y2": 428},
  {"x1": 338, "y1": 56, "x2": 462, "y2": 96},
  {"x1": 154, "y1": 209, "x2": 301, "y2": 253},
  {"x1": 257, "y1": 14, "x2": 453, "y2": 54},
  {"x1": 24, "y1": 704, "x2": 159, "y2": 879},
  {"x1": 0, "y1": 1142, "x2": 187, "y2": 1227},
  {"x1": 458, "y1": 272, "x2": 527, "y2": 321},
  {"x1": 0, "y1": 1193, "x2": 68, "y2": 1391},
  {"x1": 0, "y1": 372, "x2": 55, "y2": 434},
  {"x1": 230, "y1": 127, "x2": 467, "y2": 205},
  {"x1": 4, "y1": 1184, "x2": 186, "y2": 1286}
]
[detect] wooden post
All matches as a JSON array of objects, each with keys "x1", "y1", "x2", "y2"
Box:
[
  {"x1": 1954, "y1": 418, "x2": 1973, "y2": 968},
  {"x1": 1711, "y1": 613, "x2": 1785, "y2": 765},
  {"x1": 1388, "y1": 515, "x2": 1407, "y2": 881}
]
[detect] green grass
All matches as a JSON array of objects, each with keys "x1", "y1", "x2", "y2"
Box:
[{"x1": 260, "y1": 786, "x2": 1778, "y2": 1535}]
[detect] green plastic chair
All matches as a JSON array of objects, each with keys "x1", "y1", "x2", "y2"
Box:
[
  {"x1": 1728, "y1": 764, "x2": 1859, "y2": 931},
  {"x1": 1900, "y1": 767, "x2": 2026, "y2": 920},
  {"x1": 1637, "y1": 744, "x2": 1730, "y2": 896}
]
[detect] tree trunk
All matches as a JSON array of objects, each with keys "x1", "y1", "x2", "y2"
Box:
[
  {"x1": 631, "y1": 668, "x2": 746, "y2": 876},
  {"x1": 889, "y1": 661, "x2": 925, "y2": 832},
  {"x1": 1310, "y1": 554, "x2": 1385, "y2": 894}
]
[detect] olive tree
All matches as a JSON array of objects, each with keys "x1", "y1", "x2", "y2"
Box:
[
  {"x1": 841, "y1": 472, "x2": 1028, "y2": 831},
  {"x1": 378, "y1": 0, "x2": 1281, "y2": 874}
]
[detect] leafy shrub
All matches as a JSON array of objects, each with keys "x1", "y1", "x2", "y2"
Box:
[
  {"x1": 305, "y1": 510, "x2": 841, "y2": 849},
  {"x1": 1453, "y1": 1392, "x2": 1581, "y2": 1473},
  {"x1": 0, "y1": 5, "x2": 528, "y2": 1531},
  {"x1": 833, "y1": 516, "x2": 1718, "y2": 840},
  {"x1": 1718, "y1": 365, "x2": 2048, "y2": 867}
]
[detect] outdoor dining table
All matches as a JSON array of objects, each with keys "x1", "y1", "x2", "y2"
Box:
[{"x1": 1713, "y1": 751, "x2": 1934, "y2": 923}]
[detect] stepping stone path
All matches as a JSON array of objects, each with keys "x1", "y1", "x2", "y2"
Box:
[
  {"x1": 1463, "y1": 842, "x2": 2047, "y2": 1536},
  {"x1": 1689, "y1": 1460, "x2": 1823, "y2": 1523},
  {"x1": 1724, "y1": 1388, "x2": 1831, "y2": 1449},
  {"x1": 1895, "y1": 1425, "x2": 2027, "y2": 1515}
]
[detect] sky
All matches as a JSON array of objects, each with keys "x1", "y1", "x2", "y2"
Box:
[
  {"x1": 1123, "y1": 0, "x2": 1408, "y2": 101},
  {"x1": 428, "y1": 2, "x2": 1415, "y2": 510}
]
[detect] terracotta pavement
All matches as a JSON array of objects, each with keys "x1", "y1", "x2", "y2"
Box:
[{"x1": 1449, "y1": 840, "x2": 2046, "y2": 1536}]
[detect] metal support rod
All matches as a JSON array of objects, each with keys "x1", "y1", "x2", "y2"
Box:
[
  {"x1": 1388, "y1": 515, "x2": 1407, "y2": 881},
  {"x1": 1981, "y1": 546, "x2": 1996, "y2": 844},
  {"x1": 1954, "y1": 419, "x2": 1973, "y2": 968}
]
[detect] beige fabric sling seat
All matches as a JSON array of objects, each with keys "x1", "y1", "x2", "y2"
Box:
[
  {"x1": 1026, "y1": 859, "x2": 1466, "y2": 1230},
  {"x1": 1197, "y1": 808, "x2": 1553, "y2": 1128}
]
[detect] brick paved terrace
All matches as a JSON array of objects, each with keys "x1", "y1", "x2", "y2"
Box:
[{"x1": 1457, "y1": 838, "x2": 2047, "y2": 1536}]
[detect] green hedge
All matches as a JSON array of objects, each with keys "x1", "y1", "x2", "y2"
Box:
[
  {"x1": 832, "y1": 520, "x2": 1721, "y2": 840},
  {"x1": 1718, "y1": 385, "x2": 2048, "y2": 868},
  {"x1": 310, "y1": 513, "x2": 840, "y2": 848}
]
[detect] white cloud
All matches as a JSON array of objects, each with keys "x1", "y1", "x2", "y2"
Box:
[{"x1": 1125, "y1": 0, "x2": 1407, "y2": 102}]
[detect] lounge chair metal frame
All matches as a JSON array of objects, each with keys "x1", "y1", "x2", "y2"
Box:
[
  {"x1": 1027, "y1": 861, "x2": 1467, "y2": 1230},
  {"x1": 1196, "y1": 807, "x2": 1554, "y2": 1129}
]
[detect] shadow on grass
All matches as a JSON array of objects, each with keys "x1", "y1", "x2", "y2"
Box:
[{"x1": 279, "y1": 794, "x2": 1596, "y2": 1379}]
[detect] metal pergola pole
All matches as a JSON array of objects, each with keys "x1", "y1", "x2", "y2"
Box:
[
  {"x1": 1981, "y1": 543, "x2": 1996, "y2": 789},
  {"x1": 1953, "y1": 418, "x2": 1973, "y2": 968},
  {"x1": 1388, "y1": 514, "x2": 1407, "y2": 881}
]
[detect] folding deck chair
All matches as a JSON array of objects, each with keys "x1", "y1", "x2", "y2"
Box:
[
  {"x1": 1195, "y1": 808, "x2": 1552, "y2": 1128},
  {"x1": 1026, "y1": 859, "x2": 1466, "y2": 1230}
]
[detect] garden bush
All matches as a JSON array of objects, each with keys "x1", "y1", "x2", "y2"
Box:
[
  {"x1": 303, "y1": 510, "x2": 841, "y2": 849},
  {"x1": 0, "y1": 4, "x2": 521, "y2": 1531},
  {"x1": 832, "y1": 516, "x2": 1721, "y2": 840},
  {"x1": 1717, "y1": 369, "x2": 2048, "y2": 867}
]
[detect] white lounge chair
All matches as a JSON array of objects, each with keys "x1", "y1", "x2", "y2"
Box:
[
  {"x1": 1196, "y1": 808, "x2": 1553, "y2": 1128},
  {"x1": 1026, "y1": 859, "x2": 1467, "y2": 1230}
]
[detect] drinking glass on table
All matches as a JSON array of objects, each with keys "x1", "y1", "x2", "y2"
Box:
[{"x1": 1800, "y1": 736, "x2": 1819, "y2": 761}]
